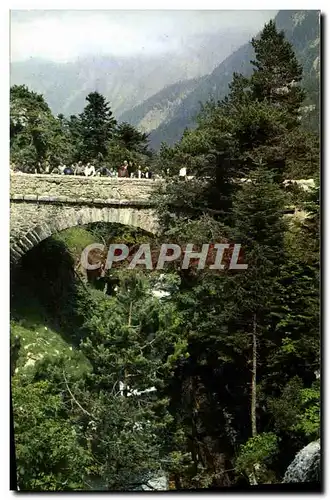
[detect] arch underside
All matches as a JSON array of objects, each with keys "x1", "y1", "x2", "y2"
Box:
[{"x1": 10, "y1": 205, "x2": 158, "y2": 264}]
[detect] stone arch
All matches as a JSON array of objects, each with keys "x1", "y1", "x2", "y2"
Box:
[{"x1": 10, "y1": 206, "x2": 158, "y2": 264}]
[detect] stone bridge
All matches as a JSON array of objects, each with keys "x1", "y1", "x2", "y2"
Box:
[
  {"x1": 10, "y1": 174, "x2": 161, "y2": 264},
  {"x1": 10, "y1": 174, "x2": 311, "y2": 265}
]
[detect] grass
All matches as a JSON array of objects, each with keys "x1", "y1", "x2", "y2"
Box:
[
  {"x1": 53, "y1": 227, "x2": 99, "y2": 259},
  {"x1": 10, "y1": 224, "x2": 134, "y2": 381},
  {"x1": 11, "y1": 318, "x2": 90, "y2": 379},
  {"x1": 11, "y1": 232, "x2": 93, "y2": 381}
]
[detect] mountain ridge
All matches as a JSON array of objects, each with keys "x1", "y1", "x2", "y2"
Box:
[
  {"x1": 146, "y1": 10, "x2": 320, "y2": 149},
  {"x1": 11, "y1": 30, "x2": 255, "y2": 119},
  {"x1": 10, "y1": 11, "x2": 319, "y2": 149}
]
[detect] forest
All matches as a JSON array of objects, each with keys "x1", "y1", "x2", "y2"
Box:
[
  {"x1": 10, "y1": 20, "x2": 320, "y2": 491},
  {"x1": 10, "y1": 85, "x2": 152, "y2": 175}
]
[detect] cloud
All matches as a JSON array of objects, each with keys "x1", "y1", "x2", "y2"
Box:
[{"x1": 10, "y1": 10, "x2": 277, "y2": 62}]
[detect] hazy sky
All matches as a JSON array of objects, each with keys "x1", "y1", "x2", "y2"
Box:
[{"x1": 11, "y1": 10, "x2": 278, "y2": 62}]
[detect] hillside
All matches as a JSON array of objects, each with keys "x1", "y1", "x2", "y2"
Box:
[
  {"x1": 10, "y1": 30, "x2": 253, "y2": 119},
  {"x1": 147, "y1": 10, "x2": 320, "y2": 149},
  {"x1": 10, "y1": 227, "x2": 98, "y2": 383},
  {"x1": 118, "y1": 77, "x2": 204, "y2": 134}
]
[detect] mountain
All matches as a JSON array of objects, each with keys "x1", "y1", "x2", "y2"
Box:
[
  {"x1": 118, "y1": 77, "x2": 204, "y2": 134},
  {"x1": 11, "y1": 11, "x2": 319, "y2": 149},
  {"x1": 146, "y1": 10, "x2": 320, "y2": 149},
  {"x1": 10, "y1": 30, "x2": 253, "y2": 119}
]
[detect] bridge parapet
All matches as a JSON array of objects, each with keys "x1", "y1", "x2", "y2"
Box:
[{"x1": 10, "y1": 174, "x2": 162, "y2": 205}]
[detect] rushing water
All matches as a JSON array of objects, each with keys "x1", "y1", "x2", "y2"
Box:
[{"x1": 283, "y1": 440, "x2": 320, "y2": 483}]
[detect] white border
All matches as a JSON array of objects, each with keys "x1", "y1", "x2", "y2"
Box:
[
  {"x1": 2, "y1": 2, "x2": 328, "y2": 499},
  {"x1": 3, "y1": 1, "x2": 328, "y2": 9}
]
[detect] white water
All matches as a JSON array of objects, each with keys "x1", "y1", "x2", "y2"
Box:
[{"x1": 283, "y1": 440, "x2": 320, "y2": 483}]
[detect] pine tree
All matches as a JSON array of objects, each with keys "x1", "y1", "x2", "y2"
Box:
[
  {"x1": 153, "y1": 19, "x2": 319, "y2": 487},
  {"x1": 250, "y1": 20, "x2": 305, "y2": 119},
  {"x1": 115, "y1": 122, "x2": 149, "y2": 154},
  {"x1": 79, "y1": 92, "x2": 116, "y2": 163},
  {"x1": 156, "y1": 19, "x2": 317, "y2": 231},
  {"x1": 219, "y1": 20, "x2": 316, "y2": 180},
  {"x1": 76, "y1": 272, "x2": 187, "y2": 490},
  {"x1": 107, "y1": 122, "x2": 151, "y2": 172},
  {"x1": 228, "y1": 165, "x2": 287, "y2": 483},
  {"x1": 266, "y1": 177, "x2": 320, "y2": 390}
]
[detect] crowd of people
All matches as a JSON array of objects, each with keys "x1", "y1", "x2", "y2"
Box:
[
  {"x1": 52, "y1": 160, "x2": 156, "y2": 178},
  {"x1": 10, "y1": 160, "x2": 158, "y2": 179},
  {"x1": 10, "y1": 161, "x2": 193, "y2": 181}
]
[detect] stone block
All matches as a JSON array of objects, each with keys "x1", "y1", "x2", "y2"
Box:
[{"x1": 23, "y1": 194, "x2": 38, "y2": 201}]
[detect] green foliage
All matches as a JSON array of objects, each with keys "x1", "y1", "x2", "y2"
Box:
[
  {"x1": 152, "y1": 17, "x2": 320, "y2": 489},
  {"x1": 71, "y1": 271, "x2": 187, "y2": 489},
  {"x1": 11, "y1": 15, "x2": 320, "y2": 491},
  {"x1": 115, "y1": 122, "x2": 149, "y2": 153},
  {"x1": 235, "y1": 433, "x2": 279, "y2": 483},
  {"x1": 295, "y1": 385, "x2": 320, "y2": 438},
  {"x1": 268, "y1": 377, "x2": 320, "y2": 440},
  {"x1": 12, "y1": 377, "x2": 92, "y2": 490},
  {"x1": 10, "y1": 87, "x2": 154, "y2": 170},
  {"x1": 10, "y1": 85, "x2": 70, "y2": 170},
  {"x1": 11, "y1": 244, "x2": 186, "y2": 490},
  {"x1": 79, "y1": 91, "x2": 117, "y2": 163},
  {"x1": 79, "y1": 271, "x2": 186, "y2": 389},
  {"x1": 250, "y1": 20, "x2": 305, "y2": 116},
  {"x1": 53, "y1": 227, "x2": 98, "y2": 261},
  {"x1": 105, "y1": 122, "x2": 152, "y2": 172},
  {"x1": 154, "y1": 17, "x2": 318, "y2": 238}
]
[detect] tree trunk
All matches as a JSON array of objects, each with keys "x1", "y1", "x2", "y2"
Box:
[
  {"x1": 123, "y1": 301, "x2": 133, "y2": 397},
  {"x1": 251, "y1": 312, "x2": 257, "y2": 438},
  {"x1": 249, "y1": 312, "x2": 258, "y2": 486},
  {"x1": 128, "y1": 301, "x2": 133, "y2": 327}
]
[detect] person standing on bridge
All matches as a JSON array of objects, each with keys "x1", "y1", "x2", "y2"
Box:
[
  {"x1": 84, "y1": 163, "x2": 96, "y2": 177},
  {"x1": 64, "y1": 165, "x2": 74, "y2": 175},
  {"x1": 179, "y1": 167, "x2": 187, "y2": 180},
  {"x1": 44, "y1": 161, "x2": 51, "y2": 174},
  {"x1": 118, "y1": 160, "x2": 129, "y2": 178},
  {"x1": 58, "y1": 163, "x2": 66, "y2": 175},
  {"x1": 96, "y1": 165, "x2": 112, "y2": 177},
  {"x1": 74, "y1": 161, "x2": 84, "y2": 176}
]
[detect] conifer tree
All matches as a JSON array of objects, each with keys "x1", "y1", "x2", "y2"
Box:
[
  {"x1": 250, "y1": 20, "x2": 305, "y2": 119},
  {"x1": 79, "y1": 92, "x2": 116, "y2": 162},
  {"x1": 115, "y1": 122, "x2": 149, "y2": 154},
  {"x1": 76, "y1": 272, "x2": 187, "y2": 490},
  {"x1": 154, "y1": 19, "x2": 319, "y2": 486},
  {"x1": 228, "y1": 165, "x2": 287, "y2": 483}
]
